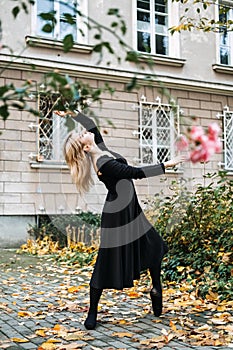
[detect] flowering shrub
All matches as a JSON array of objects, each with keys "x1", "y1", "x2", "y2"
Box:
[
  {"x1": 145, "y1": 171, "x2": 233, "y2": 300},
  {"x1": 176, "y1": 123, "x2": 222, "y2": 163}
]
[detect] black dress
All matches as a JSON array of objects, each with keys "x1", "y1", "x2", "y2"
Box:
[{"x1": 73, "y1": 112, "x2": 168, "y2": 290}]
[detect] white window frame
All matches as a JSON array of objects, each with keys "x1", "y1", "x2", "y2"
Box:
[
  {"x1": 37, "y1": 94, "x2": 81, "y2": 164},
  {"x1": 137, "y1": 96, "x2": 180, "y2": 165},
  {"x1": 132, "y1": 0, "x2": 180, "y2": 58},
  {"x1": 31, "y1": 0, "x2": 88, "y2": 45},
  {"x1": 219, "y1": 106, "x2": 233, "y2": 171},
  {"x1": 216, "y1": 0, "x2": 233, "y2": 66}
]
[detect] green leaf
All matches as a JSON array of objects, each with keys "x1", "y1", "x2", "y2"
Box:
[
  {"x1": 126, "y1": 51, "x2": 140, "y2": 63},
  {"x1": 42, "y1": 23, "x2": 53, "y2": 33},
  {"x1": 12, "y1": 6, "x2": 20, "y2": 18},
  {"x1": 39, "y1": 11, "x2": 56, "y2": 21},
  {"x1": 93, "y1": 44, "x2": 103, "y2": 52},
  {"x1": 0, "y1": 85, "x2": 10, "y2": 96},
  {"x1": 94, "y1": 34, "x2": 101, "y2": 40},
  {"x1": 0, "y1": 105, "x2": 10, "y2": 120},
  {"x1": 79, "y1": 28, "x2": 85, "y2": 37},
  {"x1": 120, "y1": 20, "x2": 127, "y2": 35},
  {"x1": 103, "y1": 42, "x2": 114, "y2": 54},
  {"x1": 111, "y1": 22, "x2": 118, "y2": 28},
  {"x1": 108, "y1": 8, "x2": 120, "y2": 17},
  {"x1": 22, "y1": 2, "x2": 29, "y2": 14},
  {"x1": 63, "y1": 13, "x2": 76, "y2": 25},
  {"x1": 126, "y1": 76, "x2": 137, "y2": 91},
  {"x1": 63, "y1": 34, "x2": 74, "y2": 53}
]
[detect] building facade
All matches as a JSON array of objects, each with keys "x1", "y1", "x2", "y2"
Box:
[{"x1": 0, "y1": 0, "x2": 232, "y2": 247}]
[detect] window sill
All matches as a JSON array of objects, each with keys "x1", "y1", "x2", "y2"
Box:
[
  {"x1": 25, "y1": 36, "x2": 93, "y2": 54},
  {"x1": 30, "y1": 161, "x2": 69, "y2": 170},
  {"x1": 137, "y1": 53, "x2": 186, "y2": 67},
  {"x1": 212, "y1": 63, "x2": 233, "y2": 74}
]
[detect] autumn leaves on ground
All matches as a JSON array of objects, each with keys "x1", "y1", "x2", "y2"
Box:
[{"x1": 0, "y1": 248, "x2": 232, "y2": 349}]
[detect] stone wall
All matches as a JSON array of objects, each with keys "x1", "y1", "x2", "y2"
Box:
[{"x1": 0, "y1": 68, "x2": 229, "y2": 246}]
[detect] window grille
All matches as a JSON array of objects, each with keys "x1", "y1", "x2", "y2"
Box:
[
  {"x1": 138, "y1": 96, "x2": 179, "y2": 164},
  {"x1": 38, "y1": 94, "x2": 80, "y2": 162},
  {"x1": 137, "y1": 0, "x2": 169, "y2": 55},
  {"x1": 35, "y1": 0, "x2": 87, "y2": 43},
  {"x1": 222, "y1": 107, "x2": 233, "y2": 171}
]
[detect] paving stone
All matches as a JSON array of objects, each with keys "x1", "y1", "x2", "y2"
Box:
[
  {"x1": 17, "y1": 342, "x2": 37, "y2": 349},
  {"x1": 0, "y1": 252, "x2": 231, "y2": 350}
]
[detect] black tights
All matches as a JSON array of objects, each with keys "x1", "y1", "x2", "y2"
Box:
[
  {"x1": 149, "y1": 261, "x2": 163, "y2": 317},
  {"x1": 84, "y1": 286, "x2": 103, "y2": 330},
  {"x1": 149, "y1": 261, "x2": 162, "y2": 293},
  {"x1": 84, "y1": 262, "x2": 162, "y2": 329}
]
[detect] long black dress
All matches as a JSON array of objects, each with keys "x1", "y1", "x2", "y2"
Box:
[{"x1": 73, "y1": 112, "x2": 168, "y2": 290}]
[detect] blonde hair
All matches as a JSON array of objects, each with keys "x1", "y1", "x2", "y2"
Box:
[{"x1": 64, "y1": 132, "x2": 94, "y2": 193}]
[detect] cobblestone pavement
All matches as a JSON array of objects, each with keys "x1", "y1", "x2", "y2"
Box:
[{"x1": 0, "y1": 250, "x2": 232, "y2": 350}]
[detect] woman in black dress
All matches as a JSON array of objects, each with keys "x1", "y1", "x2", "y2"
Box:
[{"x1": 55, "y1": 110, "x2": 186, "y2": 330}]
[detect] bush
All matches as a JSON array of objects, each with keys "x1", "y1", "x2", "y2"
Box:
[{"x1": 145, "y1": 171, "x2": 233, "y2": 300}]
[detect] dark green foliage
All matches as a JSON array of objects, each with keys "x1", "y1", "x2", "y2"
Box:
[
  {"x1": 145, "y1": 171, "x2": 233, "y2": 300},
  {"x1": 63, "y1": 34, "x2": 74, "y2": 53}
]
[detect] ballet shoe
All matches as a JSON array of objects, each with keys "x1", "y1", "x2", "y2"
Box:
[
  {"x1": 84, "y1": 312, "x2": 97, "y2": 330},
  {"x1": 150, "y1": 287, "x2": 162, "y2": 317}
]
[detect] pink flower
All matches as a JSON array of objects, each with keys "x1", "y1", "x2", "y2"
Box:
[
  {"x1": 214, "y1": 138, "x2": 222, "y2": 153},
  {"x1": 175, "y1": 122, "x2": 222, "y2": 164},
  {"x1": 208, "y1": 123, "x2": 221, "y2": 141},
  {"x1": 189, "y1": 146, "x2": 211, "y2": 163},
  {"x1": 176, "y1": 135, "x2": 189, "y2": 151},
  {"x1": 189, "y1": 126, "x2": 204, "y2": 142}
]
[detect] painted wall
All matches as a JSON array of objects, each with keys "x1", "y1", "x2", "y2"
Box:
[{"x1": 0, "y1": 0, "x2": 232, "y2": 246}]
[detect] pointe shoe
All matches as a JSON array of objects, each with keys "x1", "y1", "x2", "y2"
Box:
[
  {"x1": 150, "y1": 287, "x2": 162, "y2": 317},
  {"x1": 84, "y1": 312, "x2": 97, "y2": 330}
]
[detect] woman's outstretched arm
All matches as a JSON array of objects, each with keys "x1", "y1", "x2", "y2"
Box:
[
  {"x1": 54, "y1": 110, "x2": 108, "y2": 150},
  {"x1": 97, "y1": 155, "x2": 186, "y2": 180}
]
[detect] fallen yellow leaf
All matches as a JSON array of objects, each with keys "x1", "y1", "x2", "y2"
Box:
[
  {"x1": 64, "y1": 331, "x2": 94, "y2": 341},
  {"x1": 11, "y1": 337, "x2": 29, "y2": 343},
  {"x1": 35, "y1": 329, "x2": 47, "y2": 337},
  {"x1": 47, "y1": 339, "x2": 61, "y2": 343},
  {"x1": 38, "y1": 342, "x2": 57, "y2": 350},
  {"x1": 18, "y1": 311, "x2": 33, "y2": 317},
  {"x1": 112, "y1": 332, "x2": 133, "y2": 338},
  {"x1": 68, "y1": 286, "x2": 80, "y2": 293},
  {"x1": 126, "y1": 291, "x2": 141, "y2": 298},
  {"x1": 140, "y1": 335, "x2": 165, "y2": 344},
  {"x1": 53, "y1": 324, "x2": 64, "y2": 331}
]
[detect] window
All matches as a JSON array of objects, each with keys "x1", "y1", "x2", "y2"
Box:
[
  {"x1": 34, "y1": 0, "x2": 87, "y2": 44},
  {"x1": 218, "y1": 2, "x2": 233, "y2": 65},
  {"x1": 222, "y1": 107, "x2": 233, "y2": 171},
  {"x1": 137, "y1": 0, "x2": 168, "y2": 55},
  {"x1": 135, "y1": 0, "x2": 180, "y2": 58},
  {"x1": 138, "y1": 96, "x2": 179, "y2": 165},
  {"x1": 38, "y1": 94, "x2": 80, "y2": 163}
]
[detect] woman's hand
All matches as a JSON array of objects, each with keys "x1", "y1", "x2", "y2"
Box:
[
  {"x1": 164, "y1": 155, "x2": 188, "y2": 168},
  {"x1": 54, "y1": 110, "x2": 76, "y2": 117}
]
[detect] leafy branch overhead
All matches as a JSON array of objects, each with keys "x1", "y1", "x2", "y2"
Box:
[
  {"x1": 0, "y1": 1, "x2": 143, "y2": 121},
  {"x1": 0, "y1": 0, "x2": 232, "y2": 121},
  {"x1": 170, "y1": 0, "x2": 233, "y2": 33}
]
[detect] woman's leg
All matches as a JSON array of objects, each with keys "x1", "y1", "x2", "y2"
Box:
[
  {"x1": 84, "y1": 286, "x2": 103, "y2": 330},
  {"x1": 149, "y1": 261, "x2": 163, "y2": 317}
]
